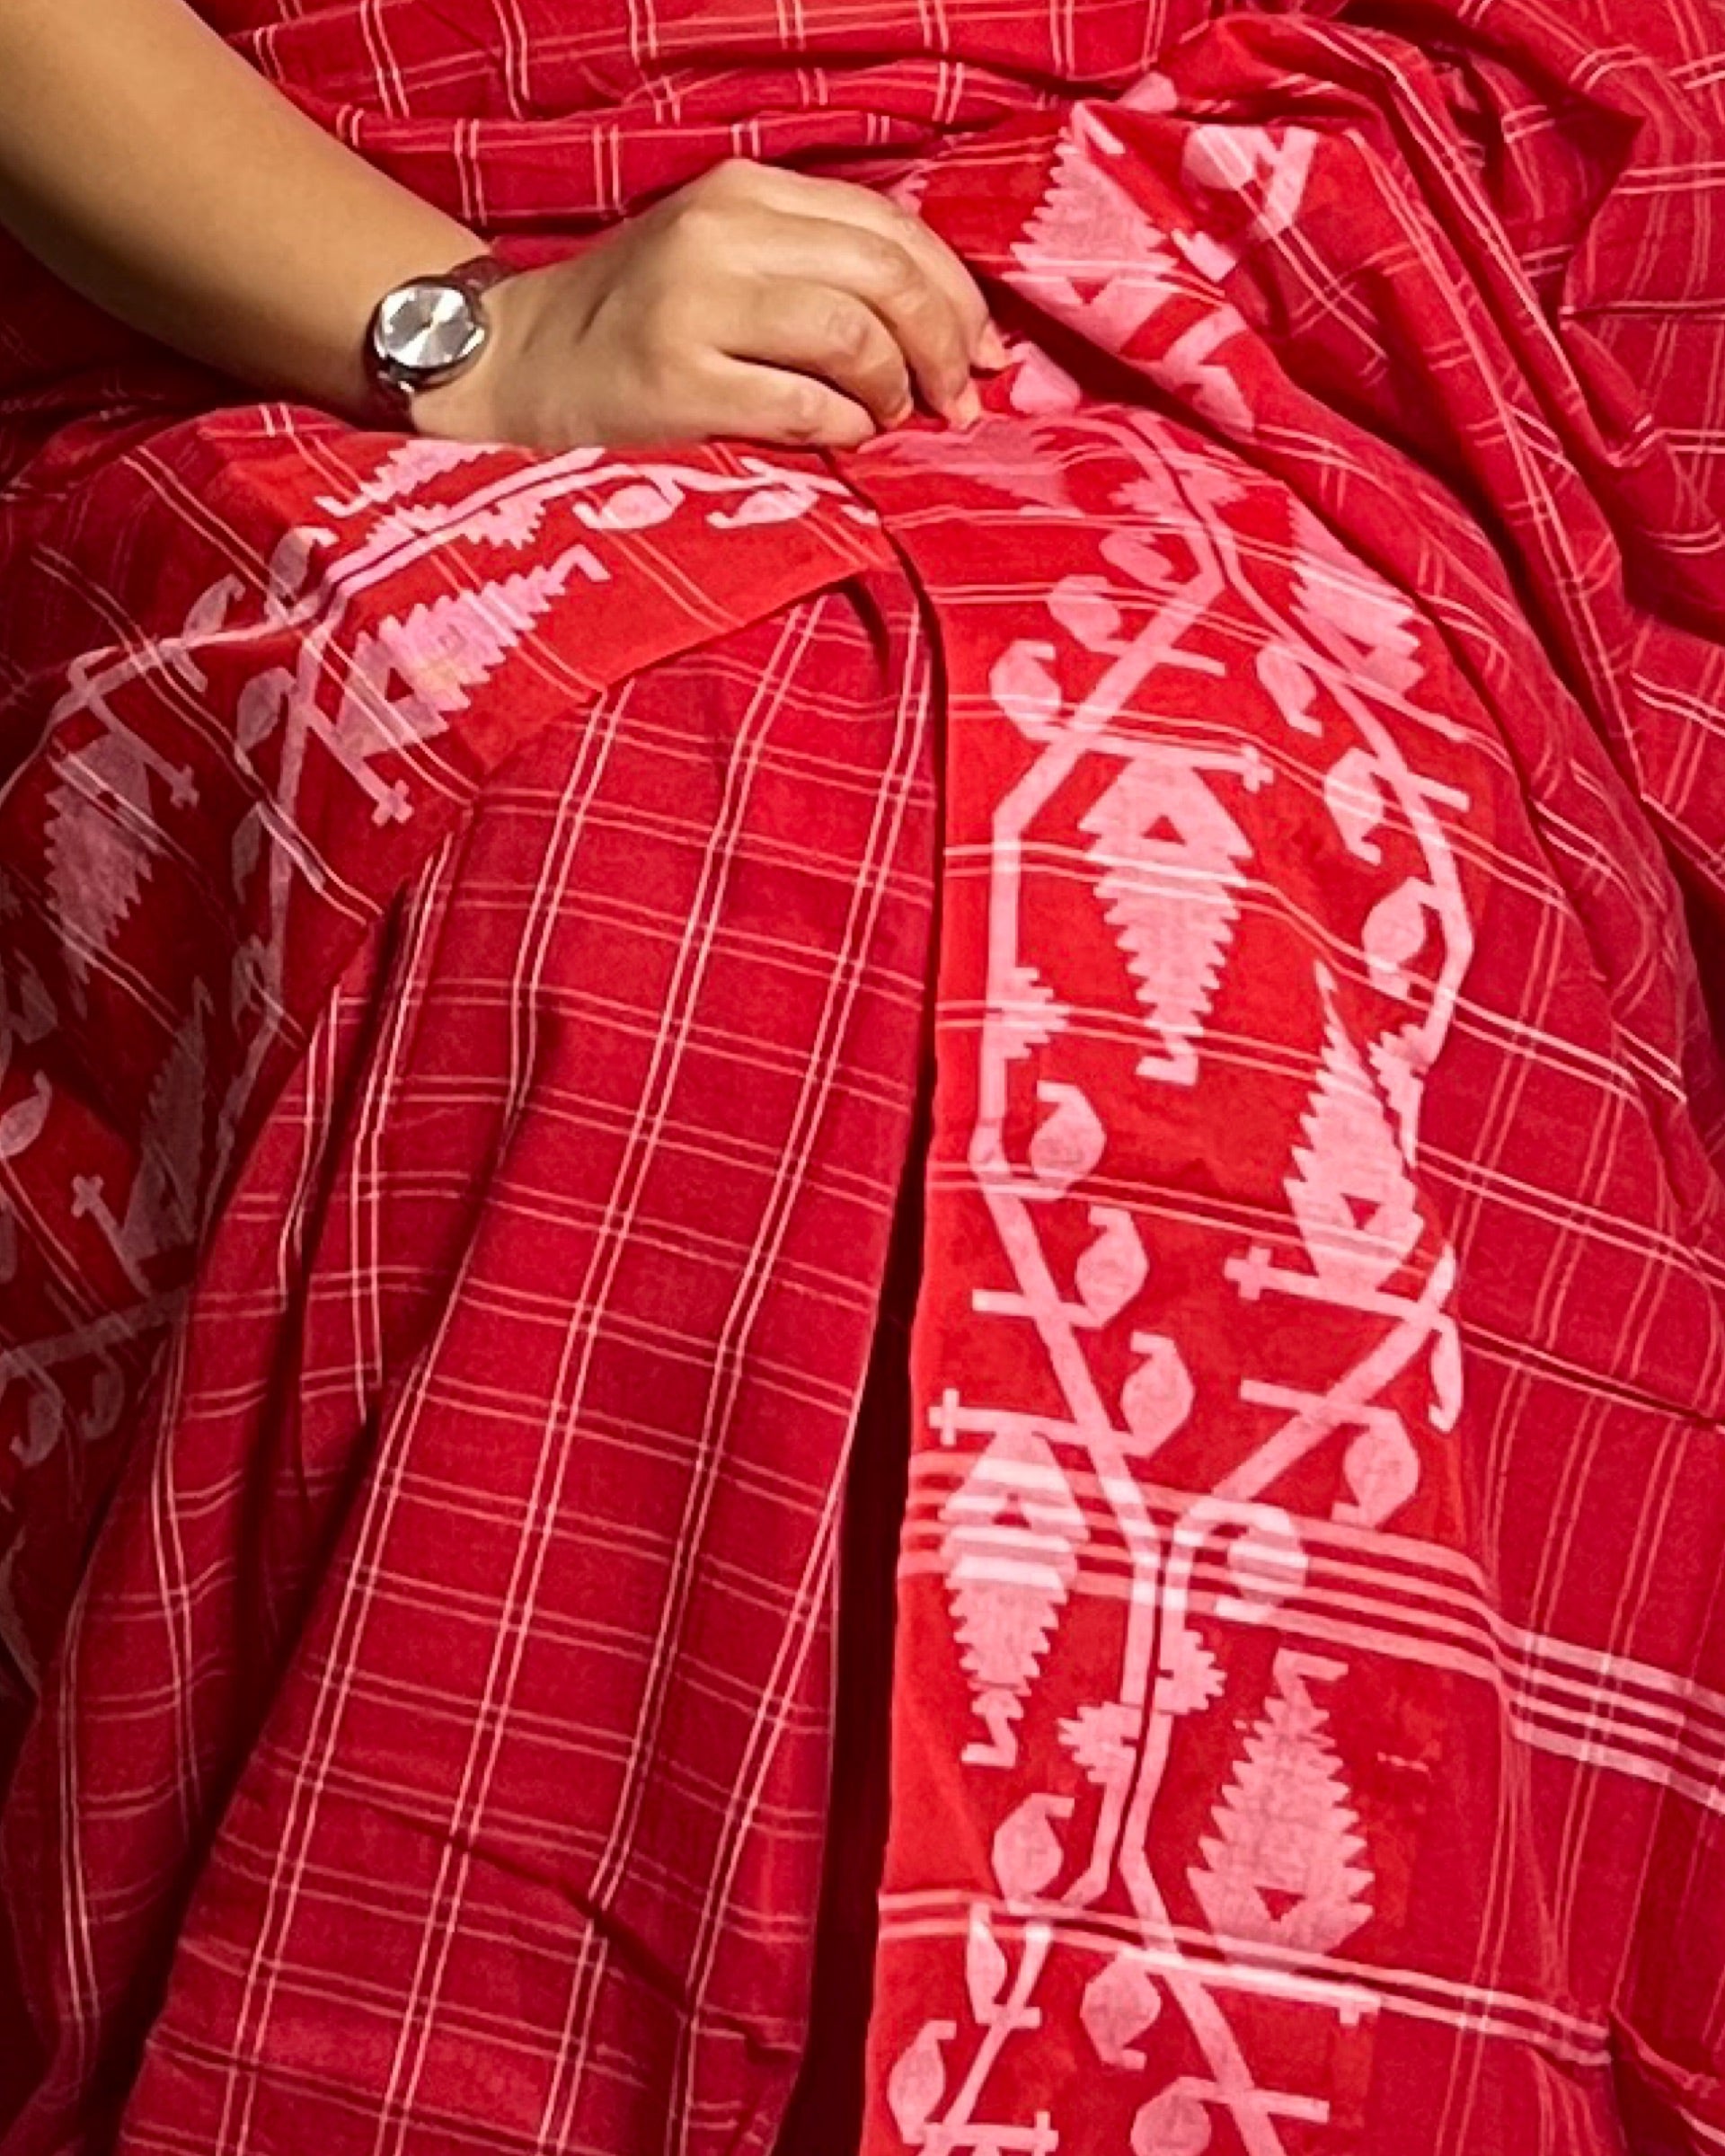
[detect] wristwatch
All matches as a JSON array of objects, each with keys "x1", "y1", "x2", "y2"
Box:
[{"x1": 363, "y1": 252, "x2": 516, "y2": 427}]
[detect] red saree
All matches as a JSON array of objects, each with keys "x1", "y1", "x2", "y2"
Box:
[{"x1": 5, "y1": 2, "x2": 1725, "y2": 2151}]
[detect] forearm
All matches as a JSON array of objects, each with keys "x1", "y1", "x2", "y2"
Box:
[{"x1": 0, "y1": 0, "x2": 481, "y2": 417}]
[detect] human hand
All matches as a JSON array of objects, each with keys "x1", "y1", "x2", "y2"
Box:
[{"x1": 415, "y1": 158, "x2": 1004, "y2": 452}]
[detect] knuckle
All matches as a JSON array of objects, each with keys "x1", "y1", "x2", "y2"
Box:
[
  {"x1": 776, "y1": 377, "x2": 831, "y2": 442},
  {"x1": 699, "y1": 155, "x2": 758, "y2": 200},
  {"x1": 668, "y1": 199, "x2": 727, "y2": 252},
  {"x1": 882, "y1": 199, "x2": 934, "y2": 254},
  {"x1": 859, "y1": 233, "x2": 923, "y2": 302},
  {"x1": 817, "y1": 298, "x2": 875, "y2": 366}
]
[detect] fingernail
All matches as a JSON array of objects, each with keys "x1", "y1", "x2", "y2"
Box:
[
  {"x1": 977, "y1": 323, "x2": 1012, "y2": 370},
  {"x1": 948, "y1": 383, "x2": 984, "y2": 429}
]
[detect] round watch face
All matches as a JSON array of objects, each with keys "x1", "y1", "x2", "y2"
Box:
[{"x1": 374, "y1": 279, "x2": 485, "y2": 379}]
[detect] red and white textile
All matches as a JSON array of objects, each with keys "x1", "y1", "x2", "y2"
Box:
[{"x1": 6, "y1": 3, "x2": 1725, "y2": 2152}]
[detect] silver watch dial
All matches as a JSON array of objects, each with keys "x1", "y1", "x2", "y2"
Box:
[{"x1": 374, "y1": 280, "x2": 485, "y2": 380}]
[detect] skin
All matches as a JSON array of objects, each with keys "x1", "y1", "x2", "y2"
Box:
[{"x1": 0, "y1": 0, "x2": 1002, "y2": 449}]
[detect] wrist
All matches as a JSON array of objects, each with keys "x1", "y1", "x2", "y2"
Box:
[
  {"x1": 402, "y1": 335, "x2": 505, "y2": 441},
  {"x1": 409, "y1": 254, "x2": 603, "y2": 452}
]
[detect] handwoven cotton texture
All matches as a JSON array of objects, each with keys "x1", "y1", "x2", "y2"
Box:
[{"x1": 5, "y1": 3, "x2": 1725, "y2": 2152}]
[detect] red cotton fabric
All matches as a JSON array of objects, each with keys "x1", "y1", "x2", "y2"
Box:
[{"x1": 6, "y1": 3, "x2": 1725, "y2": 2153}]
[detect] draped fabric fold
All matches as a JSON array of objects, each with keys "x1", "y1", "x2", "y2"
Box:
[{"x1": 5, "y1": 3, "x2": 1725, "y2": 2152}]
